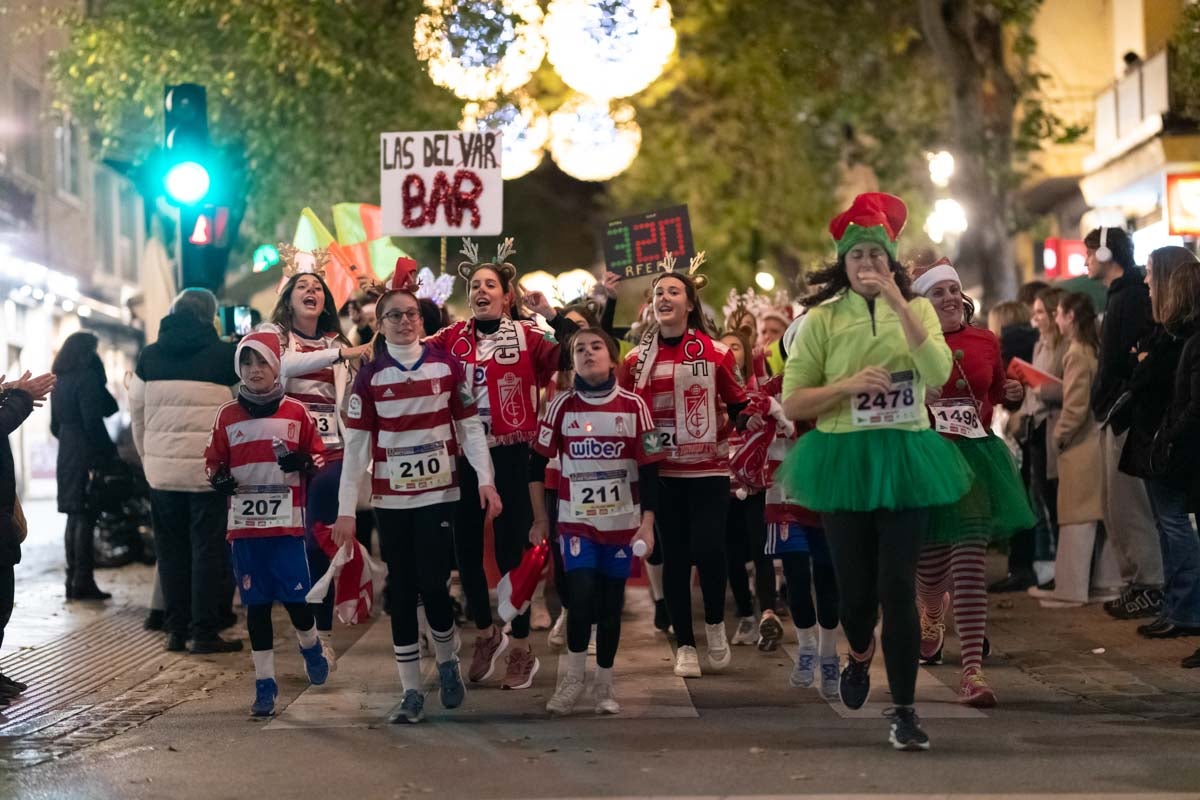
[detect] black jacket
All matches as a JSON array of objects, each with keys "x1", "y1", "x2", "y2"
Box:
[
  {"x1": 0, "y1": 388, "x2": 34, "y2": 566},
  {"x1": 1092, "y1": 268, "x2": 1153, "y2": 422},
  {"x1": 1119, "y1": 324, "x2": 1189, "y2": 480},
  {"x1": 136, "y1": 312, "x2": 239, "y2": 385},
  {"x1": 999, "y1": 323, "x2": 1039, "y2": 366},
  {"x1": 50, "y1": 356, "x2": 119, "y2": 514},
  {"x1": 1156, "y1": 329, "x2": 1200, "y2": 506}
]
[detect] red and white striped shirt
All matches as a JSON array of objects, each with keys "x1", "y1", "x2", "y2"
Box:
[
  {"x1": 269, "y1": 325, "x2": 345, "y2": 455},
  {"x1": 345, "y1": 344, "x2": 484, "y2": 509},
  {"x1": 534, "y1": 384, "x2": 662, "y2": 545},
  {"x1": 620, "y1": 332, "x2": 746, "y2": 479},
  {"x1": 204, "y1": 397, "x2": 324, "y2": 540}
]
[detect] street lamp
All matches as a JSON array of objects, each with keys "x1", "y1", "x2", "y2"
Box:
[
  {"x1": 755, "y1": 271, "x2": 776, "y2": 291},
  {"x1": 927, "y1": 150, "x2": 954, "y2": 188},
  {"x1": 924, "y1": 198, "x2": 968, "y2": 244}
]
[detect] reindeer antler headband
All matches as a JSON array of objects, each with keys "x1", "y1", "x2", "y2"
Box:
[
  {"x1": 456, "y1": 237, "x2": 518, "y2": 285},
  {"x1": 278, "y1": 242, "x2": 330, "y2": 280},
  {"x1": 655, "y1": 250, "x2": 708, "y2": 290}
]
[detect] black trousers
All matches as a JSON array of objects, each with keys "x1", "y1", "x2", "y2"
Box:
[
  {"x1": 726, "y1": 493, "x2": 773, "y2": 617},
  {"x1": 821, "y1": 508, "x2": 927, "y2": 707},
  {"x1": 545, "y1": 489, "x2": 569, "y2": 614},
  {"x1": 564, "y1": 569, "x2": 625, "y2": 668},
  {"x1": 150, "y1": 489, "x2": 228, "y2": 641},
  {"x1": 64, "y1": 512, "x2": 97, "y2": 591},
  {"x1": 0, "y1": 563, "x2": 12, "y2": 651},
  {"x1": 658, "y1": 476, "x2": 730, "y2": 647},
  {"x1": 780, "y1": 551, "x2": 839, "y2": 629},
  {"x1": 454, "y1": 443, "x2": 534, "y2": 639},
  {"x1": 377, "y1": 504, "x2": 456, "y2": 647}
]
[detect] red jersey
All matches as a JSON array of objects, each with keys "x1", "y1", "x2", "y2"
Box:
[
  {"x1": 534, "y1": 384, "x2": 663, "y2": 545},
  {"x1": 346, "y1": 344, "x2": 478, "y2": 509},
  {"x1": 931, "y1": 325, "x2": 1006, "y2": 434},
  {"x1": 620, "y1": 329, "x2": 747, "y2": 479},
  {"x1": 205, "y1": 396, "x2": 324, "y2": 540},
  {"x1": 267, "y1": 324, "x2": 345, "y2": 456}
]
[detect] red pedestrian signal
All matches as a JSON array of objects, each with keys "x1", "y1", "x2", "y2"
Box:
[{"x1": 189, "y1": 214, "x2": 211, "y2": 246}]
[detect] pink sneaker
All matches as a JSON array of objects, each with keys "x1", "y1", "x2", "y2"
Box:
[
  {"x1": 959, "y1": 669, "x2": 997, "y2": 708},
  {"x1": 500, "y1": 645, "x2": 540, "y2": 690},
  {"x1": 467, "y1": 627, "x2": 509, "y2": 683}
]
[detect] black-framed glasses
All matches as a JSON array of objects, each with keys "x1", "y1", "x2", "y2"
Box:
[{"x1": 381, "y1": 309, "x2": 421, "y2": 323}]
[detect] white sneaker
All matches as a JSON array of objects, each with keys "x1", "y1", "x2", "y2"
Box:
[
  {"x1": 674, "y1": 645, "x2": 702, "y2": 678},
  {"x1": 705, "y1": 622, "x2": 731, "y2": 671},
  {"x1": 790, "y1": 646, "x2": 815, "y2": 688},
  {"x1": 531, "y1": 600, "x2": 552, "y2": 631},
  {"x1": 731, "y1": 615, "x2": 757, "y2": 646},
  {"x1": 818, "y1": 656, "x2": 840, "y2": 700},
  {"x1": 594, "y1": 680, "x2": 620, "y2": 715},
  {"x1": 587, "y1": 625, "x2": 597, "y2": 656},
  {"x1": 545, "y1": 672, "x2": 586, "y2": 715},
  {"x1": 321, "y1": 640, "x2": 338, "y2": 673},
  {"x1": 548, "y1": 612, "x2": 568, "y2": 652}
]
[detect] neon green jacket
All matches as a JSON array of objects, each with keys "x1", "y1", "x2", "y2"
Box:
[{"x1": 782, "y1": 290, "x2": 953, "y2": 434}]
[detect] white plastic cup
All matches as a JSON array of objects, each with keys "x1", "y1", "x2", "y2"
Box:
[{"x1": 632, "y1": 540, "x2": 648, "y2": 558}]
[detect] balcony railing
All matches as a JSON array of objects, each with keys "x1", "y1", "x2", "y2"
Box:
[{"x1": 1086, "y1": 49, "x2": 1173, "y2": 170}]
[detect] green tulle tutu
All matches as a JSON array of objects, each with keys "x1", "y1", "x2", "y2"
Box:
[
  {"x1": 774, "y1": 428, "x2": 973, "y2": 513},
  {"x1": 925, "y1": 434, "x2": 1036, "y2": 544}
]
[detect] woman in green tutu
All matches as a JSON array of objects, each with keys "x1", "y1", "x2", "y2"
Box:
[
  {"x1": 911, "y1": 260, "x2": 1035, "y2": 709},
  {"x1": 780, "y1": 193, "x2": 971, "y2": 752}
]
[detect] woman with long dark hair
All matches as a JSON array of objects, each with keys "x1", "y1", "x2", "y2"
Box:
[
  {"x1": 264, "y1": 247, "x2": 372, "y2": 664},
  {"x1": 779, "y1": 193, "x2": 970, "y2": 751},
  {"x1": 423, "y1": 238, "x2": 576, "y2": 691},
  {"x1": 51, "y1": 331, "x2": 119, "y2": 600},
  {"x1": 912, "y1": 260, "x2": 1034, "y2": 708},
  {"x1": 620, "y1": 254, "x2": 756, "y2": 679},
  {"x1": 1120, "y1": 246, "x2": 1200, "y2": 638}
]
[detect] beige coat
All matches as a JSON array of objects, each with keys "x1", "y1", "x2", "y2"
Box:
[
  {"x1": 1030, "y1": 336, "x2": 1067, "y2": 479},
  {"x1": 1053, "y1": 341, "x2": 1102, "y2": 525}
]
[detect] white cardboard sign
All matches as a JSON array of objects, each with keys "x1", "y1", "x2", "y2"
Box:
[{"x1": 380, "y1": 130, "x2": 503, "y2": 237}]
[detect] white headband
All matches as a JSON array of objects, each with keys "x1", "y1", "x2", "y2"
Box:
[{"x1": 912, "y1": 263, "x2": 961, "y2": 297}]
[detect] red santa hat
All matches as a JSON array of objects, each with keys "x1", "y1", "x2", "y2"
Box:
[
  {"x1": 829, "y1": 192, "x2": 908, "y2": 259},
  {"x1": 235, "y1": 330, "x2": 283, "y2": 375},
  {"x1": 911, "y1": 257, "x2": 961, "y2": 297}
]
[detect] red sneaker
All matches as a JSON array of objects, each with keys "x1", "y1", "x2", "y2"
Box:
[
  {"x1": 959, "y1": 669, "x2": 997, "y2": 708},
  {"x1": 467, "y1": 627, "x2": 509, "y2": 683}
]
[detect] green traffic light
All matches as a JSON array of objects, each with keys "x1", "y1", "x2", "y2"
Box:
[
  {"x1": 253, "y1": 244, "x2": 281, "y2": 273},
  {"x1": 165, "y1": 161, "x2": 211, "y2": 205}
]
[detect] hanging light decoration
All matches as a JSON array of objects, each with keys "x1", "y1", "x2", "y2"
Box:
[
  {"x1": 413, "y1": 0, "x2": 547, "y2": 101},
  {"x1": 548, "y1": 95, "x2": 642, "y2": 182},
  {"x1": 461, "y1": 93, "x2": 550, "y2": 180},
  {"x1": 543, "y1": 0, "x2": 677, "y2": 101}
]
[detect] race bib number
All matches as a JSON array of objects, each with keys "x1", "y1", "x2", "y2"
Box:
[
  {"x1": 387, "y1": 442, "x2": 452, "y2": 492},
  {"x1": 230, "y1": 485, "x2": 293, "y2": 529},
  {"x1": 850, "y1": 370, "x2": 920, "y2": 427},
  {"x1": 571, "y1": 470, "x2": 634, "y2": 519},
  {"x1": 929, "y1": 399, "x2": 987, "y2": 438},
  {"x1": 307, "y1": 403, "x2": 339, "y2": 445}
]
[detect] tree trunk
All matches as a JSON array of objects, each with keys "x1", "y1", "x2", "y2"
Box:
[{"x1": 917, "y1": 0, "x2": 1021, "y2": 306}]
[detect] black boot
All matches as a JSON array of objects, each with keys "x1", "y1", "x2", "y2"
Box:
[
  {"x1": 70, "y1": 514, "x2": 110, "y2": 600},
  {"x1": 64, "y1": 515, "x2": 78, "y2": 600}
]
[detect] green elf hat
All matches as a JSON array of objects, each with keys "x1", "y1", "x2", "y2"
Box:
[{"x1": 829, "y1": 192, "x2": 907, "y2": 260}]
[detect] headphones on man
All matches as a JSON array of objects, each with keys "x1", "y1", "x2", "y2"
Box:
[{"x1": 1096, "y1": 225, "x2": 1112, "y2": 263}]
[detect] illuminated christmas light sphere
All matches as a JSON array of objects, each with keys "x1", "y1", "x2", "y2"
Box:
[
  {"x1": 548, "y1": 96, "x2": 642, "y2": 182},
  {"x1": 461, "y1": 94, "x2": 550, "y2": 180},
  {"x1": 544, "y1": 0, "x2": 677, "y2": 100},
  {"x1": 414, "y1": 0, "x2": 547, "y2": 101}
]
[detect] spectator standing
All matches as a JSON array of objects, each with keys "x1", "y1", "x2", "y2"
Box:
[
  {"x1": 1085, "y1": 226, "x2": 1163, "y2": 620},
  {"x1": 0, "y1": 370, "x2": 55, "y2": 703},
  {"x1": 50, "y1": 332, "x2": 118, "y2": 601},
  {"x1": 129, "y1": 289, "x2": 242, "y2": 654}
]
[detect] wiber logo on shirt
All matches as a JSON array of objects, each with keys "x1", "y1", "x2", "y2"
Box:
[{"x1": 567, "y1": 438, "x2": 626, "y2": 459}]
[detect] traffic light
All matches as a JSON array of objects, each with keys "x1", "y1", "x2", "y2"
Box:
[
  {"x1": 162, "y1": 84, "x2": 211, "y2": 206},
  {"x1": 252, "y1": 244, "x2": 281, "y2": 273}
]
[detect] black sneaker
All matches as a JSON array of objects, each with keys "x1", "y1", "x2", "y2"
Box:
[
  {"x1": 1106, "y1": 588, "x2": 1163, "y2": 620},
  {"x1": 144, "y1": 609, "x2": 165, "y2": 631},
  {"x1": 190, "y1": 636, "x2": 244, "y2": 654},
  {"x1": 166, "y1": 632, "x2": 188, "y2": 652},
  {"x1": 653, "y1": 598, "x2": 671, "y2": 632},
  {"x1": 1183, "y1": 648, "x2": 1200, "y2": 669},
  {"x1": 885, "y1": 706, "x2": 930, "y2": 751},
  {"x1": 987, "y1": 569, "x2": 1036, "y2": 593},
  {"x1": 0, "y1": 674, "x2": 27, "y2": 694},
  {"x1": 839, "y1": 657, "x2": 871, "y2": 710}
]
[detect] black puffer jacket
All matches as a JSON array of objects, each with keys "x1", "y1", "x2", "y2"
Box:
[
  {"x1": 1092, "y1": 268, "x2": 1153, "y2": 424},
  {"x1": 0, "y1": 388, "x2": 34, "y2": 565},
  {"x1": 1154, "y1": 329, "x2": 1200, "y2": 507},
  {"x1": 50, "y1": 356, "x2": 118, "y2": 514},
  {"x1": 1119, "y1": 324, "x2": 1190, "y2": 480}
]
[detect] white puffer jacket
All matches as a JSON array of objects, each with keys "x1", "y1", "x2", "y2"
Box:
[{"x1": 129, "y1": 376, "x2": 235, "y2": 492}]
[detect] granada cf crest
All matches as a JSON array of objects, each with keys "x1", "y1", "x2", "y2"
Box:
[
  {"x1": 497, "y1": 372, "x2": 526, "y2": 428},
  {"x1": 683, "y1": 383, "x2": 710, "y2": 439},
  {"x1": 430, "y1": 378, "x2": 441, "y2": 396}
]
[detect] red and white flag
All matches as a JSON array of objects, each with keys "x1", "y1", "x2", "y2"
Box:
[{"x1": 497, "y1": 542, "x2": 550, "y2": 623}]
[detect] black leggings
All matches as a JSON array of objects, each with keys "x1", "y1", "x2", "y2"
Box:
[
  {"x1": 726, "y1": 493, "x2": 773, "y2": 617},
  {"x1": 658, "y1": 476, "x2": 730, "y2": 647},
  {"x1": 780, "y1": 551, "x2": 839, "y2": 629},
  {"x1": 376, "y1": 505, "x2": 456, "y2": 647},
  {"x1": 546, "y1": 490, "x2": 569, "y2": 613},
  {"x1": 821, "y1": 509, "x2": 927, "y2": 707},
  {"x1": 455, "y1": 443, "x2": 534, "y2": 639},
  {"x1": 247, "y1": 602, "x2": 316, "y2": 651},
  {"x1": 564, "y1": 569, "x2": 625, "y2": 669}
]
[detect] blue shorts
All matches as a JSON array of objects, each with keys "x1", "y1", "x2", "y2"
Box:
[
  {"x1": 765, "y1": 523, "x2": 831, "y2": 563},
  {"x1": 232, "y1": 536, "x2": 312, "y2": 606},
  {"x1": 560, "y1": 535, "x2": 634, "y2": 580}
]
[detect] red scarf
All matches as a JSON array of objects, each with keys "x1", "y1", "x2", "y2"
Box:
[{"x1": 444, "y1": 317, "x2": 543, "y2": 446}]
